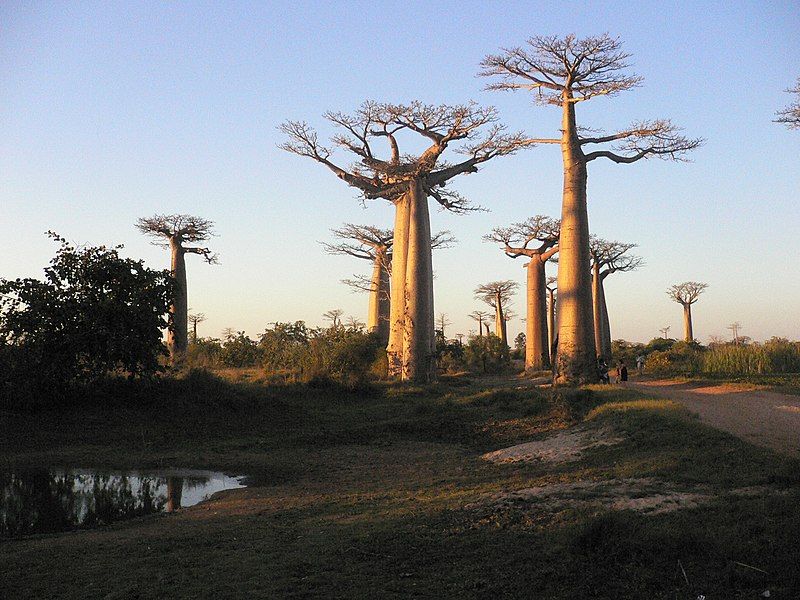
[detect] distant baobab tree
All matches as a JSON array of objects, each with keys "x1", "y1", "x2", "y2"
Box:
[
  {"x1": 330, "y1": 226, "x2": 456, "y2": 345},
  {"x1": 346, "y1": 316, "x2": 365, "y2": 331},
  {"x1": 667, "y1": 282, "x2": 708, "y2": 342},
  {"x1": 481, "y1": 34, "x2": 702, "y2": 383},
  {"x1": 775, "y1": 77, "x2": 800, "y2": 129},
  {"x1": 475, "y1": 280, "x2": 519, "y2": 346},
  {"x1": 727, "y1": 321, "x2": 742, "y2": 345},
  {"x1": 437, "y1": 313, "x2": 452, "y2": 340},
  {"x1": 485, "y1": 215, "x2": 559, "y2": 370},
  {"x1": 188, "y1": 312, "x2": 206, "y2": 343},
  {"x1": 546, "y1": 276, "x2": 557, "y2": 358},
  {"x1": 659, "y1": 326, "x2": 671, "y2": 339},
  {"x1": 323, "y1": 309, "x2": 344, "y2": 328},
  {"x1": 323, "y1": 224, "x2": 393, "y2": 342},
  {"x1": 281, "y1": 101, "x2": 530, "y2": 383},
  {"x1": 136, "y1": 214, "x2": 217, "y2": 362},
  {"x1": 589, "y1": 237, "x2": 643, "y2": 360},
  {"x1": 469, "y1": 310, "x2": 492, "y2": 337}
]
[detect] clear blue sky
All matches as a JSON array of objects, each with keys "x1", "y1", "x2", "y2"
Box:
[{"x1": 2, "y1": 1, "x2": 799, "y2": 344}]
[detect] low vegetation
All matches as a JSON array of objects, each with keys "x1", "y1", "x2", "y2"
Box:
[{"x1": 2, "y1": 370, "x2": 799, "y2": 598}]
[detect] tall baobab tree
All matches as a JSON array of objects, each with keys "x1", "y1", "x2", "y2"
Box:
[
  {"x1": 136, "y1": 214, "x2": 217, "y2": 362},
  {"x1": 330, "y1": 226, "x2": 456, "y2": 345},
  {"x1": 481, "y1": 34, "x2": 702, "y2": 383},
  {"x1": 546, "y1": 276, "x2": 557, "y2": 361},
  {"x1": 469, "y1": 310, "x2": 492, "y2": 337},
  {"x1": 323, "y1": 224, "x2": 393, "y2": 342},
  {"x1": 667, "y1": 282, "x2": 708, "y2": 342},
  {"x1": 775, "y1": 77, "x2": 800, "y2": 129},
  {"x1": 475, "y1": 280, "x2": 519, "y2": 346},
  {"x1": 589, "y1": 237, "x2": 643, "y2": 360},
  {"x1": 188, "y1": 312, "x2": 206, "y2": 343},
  {"x1": 281, "y1": 101, "x2": 529, "y2": 383},
  {"x1": 485, "y1": 215, "x2": 560, "y2": 370}
]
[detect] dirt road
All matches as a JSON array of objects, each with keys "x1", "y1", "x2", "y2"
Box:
[{"x1": 629, "y1": 379, "x2": 800, "y2": 458}]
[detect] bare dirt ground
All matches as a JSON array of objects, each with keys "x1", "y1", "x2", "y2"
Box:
[{"x1": 630, "y1": 379, "x2": 800, "y2": 458}]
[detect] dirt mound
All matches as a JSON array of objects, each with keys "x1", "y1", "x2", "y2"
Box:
[{"x1": 481, "y1": 426, "x2": 623, "y2": 464}]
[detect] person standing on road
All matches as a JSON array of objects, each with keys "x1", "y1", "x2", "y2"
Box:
[
  {"x1": 618, "y1": 361, "x2": 628, "y2": 383},
  {"x1": 636, "y1": 355, "x2": 645, "y2": 376}
]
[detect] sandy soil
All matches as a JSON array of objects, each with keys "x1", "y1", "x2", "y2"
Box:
[{"x1": 630, "y1": 379, "x2": 800, "y2": 458}]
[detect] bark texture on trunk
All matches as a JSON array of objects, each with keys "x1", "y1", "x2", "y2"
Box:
[
  {"x1": 683, "y1": 303, "x2": 693, "y2": 342},
  {"x1": 555, "y1": 98, "x2": 597, "y2": 384},
  {"x1": 387, "y1": 196, "x2": 411, "y2": 377},
  {"x1": 402, "y1": 180, "x2": 435, "y2": 383},
  {"x1": 599, "y1": 275, "x2": 612, "y2": 359},
  {"x1": 367, "y1": 253, "x2": 391, "y2": 345},
  {"x1": 166, "y1": 477, "x2": 183, "y2": 513},
  {"x1": 494, "y1": 291, "x2": 507, "y2": 345},
  {"x1": 547, "y1": 289, "x2": 556, "y2": 356},
  {"x1": 592, "y1": 263, "x2": 604, "y2": 361},
  {"x1": 168, "y1": 239, "x2": 188, "y2": 362},
  {"x1": 526, "y1": 258, "x2": 549, "y2": 370}
]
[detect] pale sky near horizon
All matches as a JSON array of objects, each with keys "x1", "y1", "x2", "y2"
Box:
[{"x1": 2, "y1": 1, "x2": 799, "y2": 345}]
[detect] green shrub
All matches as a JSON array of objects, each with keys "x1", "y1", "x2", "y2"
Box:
[
  {"x1": 463, "y1": 334, "x2": 510, "y2": 374},
  {"x1": 646, "y1": 341, "x2": 703, "y2": 375}
]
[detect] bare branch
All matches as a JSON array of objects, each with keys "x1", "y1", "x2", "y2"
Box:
[
  {"x1": 667, "y1": 281, "x2": 708, "y2": 306},
  {"x1": 583, "y1": 120, "x2": 703, "y2": 163},
  {"x1": 474, "y1": 280, "x2": 519, "y2": 308},
  {"x1": 484, "y1": 215, "x2": 560, "y2": 258},
  {"x1": 775, "y1": 77, "x2": 800, "y2": 129}
]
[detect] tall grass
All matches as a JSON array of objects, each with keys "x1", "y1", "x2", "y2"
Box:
[{"x1": 702, "y1": 340, "x2": 800, "y2": 375}]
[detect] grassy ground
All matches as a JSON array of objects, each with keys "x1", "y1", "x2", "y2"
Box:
[{"x1": 2, "y1": 370, "x2": 799, "y2": 598}]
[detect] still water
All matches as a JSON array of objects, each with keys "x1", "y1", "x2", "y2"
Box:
[{"x1": 0, "y1": 468, "x2": 247, "y2": 538}]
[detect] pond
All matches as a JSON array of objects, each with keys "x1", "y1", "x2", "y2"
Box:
[{"x1": 0, "y1": 468, "x2": 247, "y2": 538}]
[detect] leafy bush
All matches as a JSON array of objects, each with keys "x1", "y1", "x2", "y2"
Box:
[
  {"x1": 0, "y1": 233, "x2": 172, "y2": 405},
  {"x1": 645, "y1": 341, "x2": 703, "y2": 375},
  {"x1": 463, "y1": 334, "x2": 510, "y2": 374}
]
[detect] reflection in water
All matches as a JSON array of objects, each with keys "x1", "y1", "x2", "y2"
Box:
[{"x1": 0, "y1": 469, "x2": 246, "y2": 537}]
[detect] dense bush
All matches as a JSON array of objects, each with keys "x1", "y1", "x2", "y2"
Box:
[
  {"x1": 645, "y1": 341, "x2": 704, "y2": 375},
  {"x1": 0, "y1": 233, "x2": 173, "y2": 405},
  {"x1": 463, "y1": 334, "x2": 510, "y2": 374}
]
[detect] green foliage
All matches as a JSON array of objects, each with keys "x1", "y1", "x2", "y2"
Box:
[
  {"x1": 703, "y1": 339, "x2": 800, "y2": 375},
  {"x1": 610, "y1": 339, "x2": 644, "y2": 367},
  {"x1": 435, "y1": 337, "x2": 465, "y2": 374},
  {"x1": 463, "y1": 334, "x2": 510, "y2": 374},
  {"x1": 645, "y1": 340, "x2": 704, "y2": 375},
  {"x1": 0, "y1": 233, "x2": 173, "y2": 405}
]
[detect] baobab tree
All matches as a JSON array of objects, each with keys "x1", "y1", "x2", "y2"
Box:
[
  {"x1": 281, "y1": 101, "x2": 529, "y2": 382},
  {"x1": 469, "y1": 310, "x2": 492, "y2": 337},
  {"x1": 330, "y1": 226, "x2": 455, "y2": 345},
  {"x1": 667, "y1": 282, "x2": 708, "y2": 342},
  {"x1": 136, "y1": 214, "x2": 217, "y2": 362},
  {"x1": 188, "y1": 312, "x2": 206, "y2": 343},
  {"x1": 546, "y1": 276, "x2": 557, "y2": 361},
  {"x1": 481, "y1": 34, "x2": 702, "y2": 383},
  {"x1": 485, "y1": 215, "x2": 559, "y2": 370},
  {"x1": 437, "y1": 313, "x2": 452, "y2": 340},
  {"x1": 775, "y1": 77, "x2": 800, "y2": 129},
  {"x1": 323, "y1": 309, "x2": 344, "y2": 328},
  {"x1": 323, "y1": 224, "x2": 393, "y2": 342},
  {"x1": 475, "y1": 280, "x2": 519, "y2": 346},
  {"x1": 589, "y1": 237, "x2": 643, "y2": 360}
]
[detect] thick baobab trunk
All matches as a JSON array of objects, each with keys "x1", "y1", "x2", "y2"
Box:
[
  {"x1": 526, "y1": 258, "x2": 549, "y2": 370},
  {"x1": 547, "y1": 290, "x2": 556, "y2": 366},
  {"x1": 387, "y1": 196, "x2": 411, "y2": 377},
  {"x1": 166, "y1": 477, "x2": 183, "y2": 513},
  {"x1": 555, "y1": 99, "x2": 597, "y2": 384},
  {"x1": 592, "y1": 263, "x2": 605, "y2": 360},
  {"x1": 367, "y1": 253, "x2": 391, "y2": 345},
  {"x1": 402, "y1": 181, "x2": 436, "y2": 383},
  {"x1": 599, "y1": 276, "x2": 612, "y2": 359},
  {"x1": 494, "y1": 291, "x2": 507, "y2": 345},
  {"x1": 168, "y1": 239, "x2": 188, "y2": 362},
  {"x1": 683, "y1": 303, "x2": 694, "y2": 342}
]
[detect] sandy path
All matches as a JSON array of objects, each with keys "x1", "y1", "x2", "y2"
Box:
[{"x1": 629, "y1": 379, "x2": 800, "y2": 458}]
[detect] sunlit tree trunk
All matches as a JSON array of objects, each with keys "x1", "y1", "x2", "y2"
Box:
[
  {"x1": 526, "y1": 259, "x2": 549, "y2": 370},
  {"x1": 555, "y1": 98, "x2": 597, "y2": 383},
  {"x1": 683, "y1": 303, "x2": 693, "y2": 342},
  {"x1": 494, "y1": 291, "x2": 507, "y2": 345},
  {"x1": 168, "y1": 239, "x2": 188, "y2": 362},
  {"x1": 403, "y1": 180, "x2": 435, "y2": 382},
  {"x1": 599, "y1": 276, "x2": 612, "y2": 359},
  {"x1": 387, "y1": 196, "x2": 411, "y2": 377},
  {"x1": 548, "y1": 289, "x2": 557, "y2": 367},
  {"x1": 367, "y1": 252, "x2": 391, "y2": 345},
  {"x1": 592, "y1": 263, "x2": 604, "y2": 360}
]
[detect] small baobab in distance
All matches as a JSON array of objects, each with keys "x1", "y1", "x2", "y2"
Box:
[
  {"x1": 469, "y1": 310, "x2": 492, "y2": 337},
  {"x1": 475, "y1": 280, "x2": 519, "y2": 346},
  {"x1": 281, "y1": 101, "x2": 530, "y2": 382},
  {"x1": 775, "y1": 77, "x2": 800, "y2": 129},
  {"x1": 589, "y1": 237, "x2": 643, "y2": 360},
  {"x1": 481, "y1": 34, "x2": 702, "y2": 384},
  {"x1": 136, "y1": 214, "x2": 217, "y2": 363},
  {"x1": 667, "y1": 281, "x2": 708, "y2": 342},
  {"x1": 485, "y1": 215, "x2": 559, "y2": 371}
]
